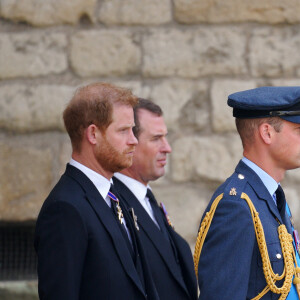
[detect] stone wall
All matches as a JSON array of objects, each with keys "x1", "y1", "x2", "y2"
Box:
[{"x1": 1, "y1": 2, "x2": 300, "y2": 293}]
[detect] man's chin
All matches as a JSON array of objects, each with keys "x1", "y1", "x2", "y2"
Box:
[
  {"x1": 151, "y1": 169, "x2": 165, "y2": 181},
  {"x1": 114, "y1": 159, "x2": 133, "y2": 173}
]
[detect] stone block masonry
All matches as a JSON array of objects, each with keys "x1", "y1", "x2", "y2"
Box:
[{"x1": 1, "y1": 0, "x2": 300, "y2": 274}]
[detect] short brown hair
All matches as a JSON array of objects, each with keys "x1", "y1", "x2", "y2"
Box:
[
  {"x1": 63, "y1": 82, "x2": 138, "y2": 152},
  {"x1": 133, "y1": 98, "x2": 163, "y2": 138},
  {"x1": 236, "y1": 117, "x2": 283, "y2": 148}
]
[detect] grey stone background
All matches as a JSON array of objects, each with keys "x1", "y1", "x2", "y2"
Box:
[{"x1": 1, "y1": 0, "x2": 300, "y2": 298}]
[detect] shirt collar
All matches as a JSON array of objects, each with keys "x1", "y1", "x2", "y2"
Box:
[
  {"x1": 69, "y1": 158, "x2": 112, "y2": 201},
  {"x1": 114, "y1": 172, "x2": 150, "y2": 201},
  {"x1": 242, "y1": 157, "x2": 278, "y2": 197}
]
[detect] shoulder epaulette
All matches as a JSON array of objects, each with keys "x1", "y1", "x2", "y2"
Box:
[{"x1": 223, "y1": 172, "x2": 248, "y2": 200}]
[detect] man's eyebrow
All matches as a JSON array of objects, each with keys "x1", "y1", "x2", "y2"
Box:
[{"x1": 151, "y1": 132, "x2": 168, "y2": 138}]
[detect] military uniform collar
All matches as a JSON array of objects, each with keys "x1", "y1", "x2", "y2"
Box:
[{"x1": 242, "y1": 157, "x2": 278, "y2": 201}]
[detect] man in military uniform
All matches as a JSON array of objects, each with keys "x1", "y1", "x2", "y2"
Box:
[
  {"x1": 195, "y1": 86, "x2": 300, "y2": 300},
  {"x1": 113, "y1": 98, "x2": 198, "y2": 300}
]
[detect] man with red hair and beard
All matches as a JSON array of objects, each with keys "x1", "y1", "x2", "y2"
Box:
[{"x1": 34, "y1": 83, "x2": 159, "y2": 300}]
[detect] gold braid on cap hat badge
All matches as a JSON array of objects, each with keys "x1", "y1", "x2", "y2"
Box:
[{"x1": 194, "y1": 192, "x2": 300, "y2": 300}]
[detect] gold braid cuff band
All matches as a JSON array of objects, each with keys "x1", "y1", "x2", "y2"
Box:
[{"x1": 193, "y1": 192, "x2": 299, "y2": 300}]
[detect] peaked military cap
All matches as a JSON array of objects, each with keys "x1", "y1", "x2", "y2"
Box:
[{"x1": 228, "y1": 86, "x2": 300, "y2": 124}]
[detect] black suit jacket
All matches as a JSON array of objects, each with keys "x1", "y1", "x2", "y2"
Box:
[
  {"x1": 34, "y1": 164, "x2": 158, "y2": 300},
  {"x1": 113, "y1": 176, "x2": 198, "y2": 300}
]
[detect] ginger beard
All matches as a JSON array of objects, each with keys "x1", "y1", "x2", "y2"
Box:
[{"x1": 95, "y1": 132, "x2": 135, "y2": 174}]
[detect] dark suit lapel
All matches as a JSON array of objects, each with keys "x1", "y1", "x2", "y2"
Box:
[
  {"x1": 166, "y1": 228, "x2": 198, "y2": 300},
  {"x1": 113, "y1": 177, "x2": 189, "y2": 295},
  {"x1": 65, "y1": 165, "x2": 145, "y2": 296}
]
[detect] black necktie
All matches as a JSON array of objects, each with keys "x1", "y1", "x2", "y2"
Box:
[
  {"x1": 146, "y1": 188, "x2": 179, "y2": 263},
  {"x1": 275, "y1": 185, "x2": 286, "y2": 220},
  {"x1": 146, "y1": 189, "x2": 169, "y2": 240}
]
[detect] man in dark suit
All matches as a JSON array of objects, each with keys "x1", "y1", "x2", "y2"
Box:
[
  {"x1": 34, "y1": 83, "x2": 159, "y2": 300},
  {"x1": 113, "y1": 98, "x2": 198, "y2": 300},
  {"x1": 195, "y1": 86, "x2": 300, "y2": 300}
]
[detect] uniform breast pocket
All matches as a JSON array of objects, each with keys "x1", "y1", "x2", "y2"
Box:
[
  {"x1": 257, "y1": 242, "x2": 284, "y2": 300},
  {"x1": 258, "y1": 242, "x2": 284, "y2": 273}
]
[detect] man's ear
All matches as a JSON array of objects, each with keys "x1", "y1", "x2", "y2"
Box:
[
  {"x1": 86, "y1": 124, "x2": 99, "y2": 145},
  {"x1": 258, "y1": 123, "x2": 274, "y2": 145}
]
